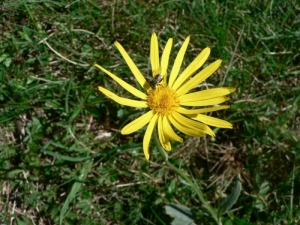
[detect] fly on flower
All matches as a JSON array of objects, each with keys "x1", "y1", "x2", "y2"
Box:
[
  {"x1": 147, "y1": 74, "x2": 163, "y2": 89},
  {"x1": 95, "y1": 33, "x2": 235, "y2": 160}
]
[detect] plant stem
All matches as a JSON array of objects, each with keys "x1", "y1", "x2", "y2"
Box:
[{"x1": 153, "y1": 129, "x2": 221, "y2": 224}]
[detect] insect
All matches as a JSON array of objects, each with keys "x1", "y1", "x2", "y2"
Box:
[{"x1": 148, "y1": 74, "x2": 163, "y2": 89}]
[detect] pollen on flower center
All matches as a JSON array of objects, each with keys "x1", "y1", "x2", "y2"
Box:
[{"x1": 147, "y1": 86, "x2": 180, "y2": 116}]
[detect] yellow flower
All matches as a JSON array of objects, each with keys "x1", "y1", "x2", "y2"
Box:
[{"x1": 95, "y1": 33, "x2": 235, "y2": 160}]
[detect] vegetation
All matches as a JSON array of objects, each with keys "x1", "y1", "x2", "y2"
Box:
[{"x1": 0, "y1": 0, "x2": 299, "y2": 224}]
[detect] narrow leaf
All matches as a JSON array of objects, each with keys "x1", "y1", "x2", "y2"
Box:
[
  {"x1": 219, "y1": 177, "x2": 242, "y2": 215},
  {"x1": 165, "y1": 204, "x2": 195, "y2": 225},
  {"x1": 59, "y1": 160, "x2": 92, "y2": 225}
]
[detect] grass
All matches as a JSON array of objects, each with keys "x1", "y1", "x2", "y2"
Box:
[{"x1": 1, "y1": 0, "x2": 300, "y2": 224}]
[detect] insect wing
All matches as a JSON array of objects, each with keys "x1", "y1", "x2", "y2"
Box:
[{"x1": 149, "y1": 74, "x2": 163, "y2": 89}]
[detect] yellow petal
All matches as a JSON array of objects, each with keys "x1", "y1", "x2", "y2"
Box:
[
  {"x1": 163, "y1": 116, "x2": 183, "y2": 143},
  {"x1": 114, "y1": 41, "x2": 147, "y2": 89},
  {"x1": 176, "y1": 59, "x2": 222, "y2": 96},
  {"x1": 169, "y1": 114, "x2": 206, "y2": 137},
  {"x1": 150, "y1": 33, "x2": 159, "y2": 74},
  {"x1": 170, "y1": 112, "x2": 215, "y2": 137},
  {"x1": 143, "y1": 113, "x2": 159, "y2": 160},
  {"x1": 161, "y1": 38, "x2": 173, "y2": 80},
  {"x1": 179, "y1": 87, "x2": 235, "y2": 102},
  {"x1": 98, "y1": 86, "x2": 148, "y2": 108},
  {"x1": 168, "y1": 36, "x2": 190, "y2": 87},
  {"x1": 158, "y1": 116, "x2": 171, "y2": 151},
  {"x1": 176, "y1": 105, "x2": 230, "y2": 114},
  {"x1": 121, "y1": 110, "x2": 153, "y2": 134},
  {"x1": 180, "y1": 96, "x2": 229, "y2": 106},
  {"x1": 190, "y1": 114, "x2": 233, "y2": 128},
  {"x1": 172, "y1": 47, "x2": 210, "y2": 90},
  {"x1": 95, "y1": 64, "x2": 147, "y2": 100}
]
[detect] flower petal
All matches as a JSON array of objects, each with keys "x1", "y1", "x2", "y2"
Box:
[
  {"x1": 169, "y1": 114, "x2": 206, "y2": 137},
  {"x1": 172, "y1": 47, "x2": 211, "y2": 90},
  {"x1": 176, "y1": 105, "x2": 230, "y2": 114},
  {"x1": 161, "y1": 38, "x2": 173, "y2": 81},
  {"x1": 150, "y1": 33, "x2": 159, "y2": 74},
  {"x1": 176, "y1": 59, "x2": 222, "y2": 96},
  {"x1": 114, "y1": 41, "x2": 147, "y2": 88},
  {"x1": 143, "y1": 113, "x2": 159, "y2": 160},
  {"x1": 170, "y1": 112, "x2": 215, "y2": 137},
  {"x1": 179, "y1": 87, "x2": 236, "y2": 102},
  {"x1": 95, "y1": 64, "x2": 147, "y2": 100},
  {"x1": 163, "y1": 116, "x2": 183, "y2": 143},
  {"x1": 168, "y1": 36, "x2": 190, "y2": 87},
  {"x1": 158, "y1": 116, "x2": 171, "y2": 151},
  {"x1": 121, "y1": 110, "x2": 153, "y2": 134},
  {"x1": 99, "y1": 86, "x2": 148, "y2": 108},
  {"x1": 190, "y1": 114, "x2": 233, "y2": 128},
  {"x1": 180, "y1": 97, "x2": 229, "y2": 106}
]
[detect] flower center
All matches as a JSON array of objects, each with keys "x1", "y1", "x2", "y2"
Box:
[{"x1": 147, "y1": 85, "x2": 180, "y2": 116}]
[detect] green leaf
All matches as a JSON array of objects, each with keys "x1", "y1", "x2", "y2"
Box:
[
  {"x1": 165, "y1": 204, "x2": 195, "y2": 225},
  {"x1": 4, "y1": 57, "x2": 12, "y2": 67},
  {"x1": 259, "y1": 181, "x2": 270, "y2": 195},
  {"x1": 59, "y1": 160, "x2": 92, "y2": 225},
  {"x1": 16, "y1": 219, "x2": 28, "y2": 225},
  {"x1": 70, "y1": 105, "x2": 82, "y2": 121},
  {"x1": 40, "y1": 141, "x2": 90, "y2": 162},
  {"x1": 8, "y1": 169, "x2": 23, "y2": 176},
  {"x1": 117, "y1": 108, "x2": 125, "y2": 118},
  {"x1": 178, "y1": 175, "x2": 191, "y2": 186},
  {"x1": 0, "y1": 53, "x2": 9, "y2": 63},
  {"x1": 219, "y1": 177, "x2": 242, "y2": 215},
  {"x1": 42, "y1": 149, "x2": 90, "y2": 162}
]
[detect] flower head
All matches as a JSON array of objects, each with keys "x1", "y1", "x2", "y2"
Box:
[{"x1": 95, "y1": 33, "x2": 235, "y2": 160}]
